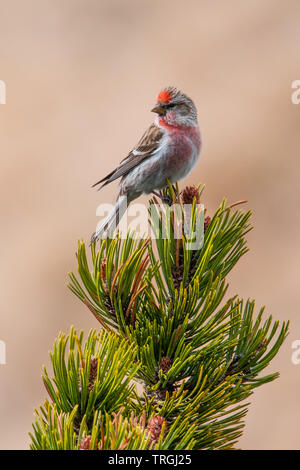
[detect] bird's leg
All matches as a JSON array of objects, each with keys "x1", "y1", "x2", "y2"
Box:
[
  {"x1": 152, "y1": 191, "x2": 173, "y2": 207},
  {"x1": 172, "y1": 185, "x2": 179, "y2": 199}
]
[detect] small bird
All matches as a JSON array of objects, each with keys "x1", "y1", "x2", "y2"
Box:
[{"x1": 91, "y1": 86, "x2": 201, "y2": 243}]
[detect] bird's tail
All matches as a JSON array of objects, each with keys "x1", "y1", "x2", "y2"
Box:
[{"x1": 90, "y1": 195, "x2": 128, "y2": 244}]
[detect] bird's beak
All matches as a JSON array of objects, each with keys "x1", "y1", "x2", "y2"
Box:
[{"x1": 151, "y1": 104, "x2": 165, "y2": 115}]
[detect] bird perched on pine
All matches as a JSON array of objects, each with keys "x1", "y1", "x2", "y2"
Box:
[{"x1": 91, "y1": 86, "x2": 201, "y2": 243}]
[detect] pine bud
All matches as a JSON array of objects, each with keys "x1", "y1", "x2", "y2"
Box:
[
  {"x1": 147, "y1": 416, "x2": 167, "y2": 444},
  {"x1": 181, "y1": 185, "x2": 200, "y2": 205},
  {"x1": 100, "y1": 258, "x2": 109, "y2": 294},
  {"x1": 88, "y1": 356, "x2": 98, "y2": 391},
  {"x1": 204, "y1": 215, "x2": 211, "y2": 232},
  {"x1": 159, "y1": 356, "x2": 172, "y2": 374},
  {"x1": 79, "y1": 435, "x2": 92, "y2": 450}
]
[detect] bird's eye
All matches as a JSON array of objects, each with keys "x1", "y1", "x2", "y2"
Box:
[{"x1": 166, "y1": 103, "x2": 176, "y2": 108}]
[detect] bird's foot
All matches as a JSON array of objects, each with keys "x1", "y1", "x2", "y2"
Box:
[
  {"x1": 172, "y1": 185, "x2": 179, "y2": 199},
  {"x1": 152, "y1": 191, "x2": 173, "y2": 206}
]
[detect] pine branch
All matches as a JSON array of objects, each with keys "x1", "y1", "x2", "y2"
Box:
[{"x1": 30, "y1": 184, "x2": 288, "y2": 450}]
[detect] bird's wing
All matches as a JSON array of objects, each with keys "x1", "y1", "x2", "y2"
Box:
[{"x1": 92, "y1": 123, "x2": 165, "y2": 189}]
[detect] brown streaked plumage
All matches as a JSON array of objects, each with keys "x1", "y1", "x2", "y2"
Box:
[{"x1": 92, "y1": 124, "x2": 164, "y2": 190}]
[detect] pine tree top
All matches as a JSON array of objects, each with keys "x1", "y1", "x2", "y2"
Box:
[{"x1": 30, "y1": 184, "x2": 289, "y2": 450}]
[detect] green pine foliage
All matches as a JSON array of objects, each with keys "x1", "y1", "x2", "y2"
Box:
[{"x1": 30, "y1": 184, "x2": 289, "y2": 450}]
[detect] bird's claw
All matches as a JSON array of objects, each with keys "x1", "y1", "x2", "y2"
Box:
[
  {"x1": 172, "y1": 185, "x2": 179, "y2": 199},
  {"x1": 162, "y1": 195, "x2": 173, "y2": 206},
  {"x1": 152, "y1": 191, "x2": 173, "y2": 206}
]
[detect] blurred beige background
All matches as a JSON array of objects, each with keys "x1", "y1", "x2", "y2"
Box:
[{"x1": 0, "y1": 0, "x2": 299, "y2": 449}]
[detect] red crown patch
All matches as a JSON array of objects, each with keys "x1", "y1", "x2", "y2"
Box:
[{"x1": 157, "y1": 90, "x2": 172, "y2": 103}]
